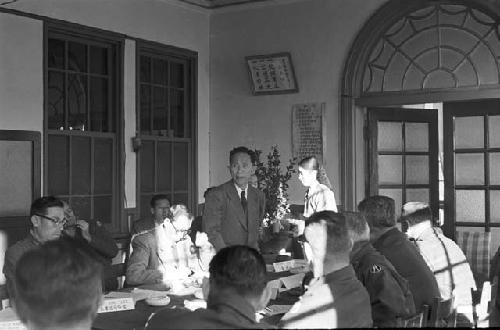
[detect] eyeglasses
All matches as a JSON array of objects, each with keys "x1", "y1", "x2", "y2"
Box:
[
  {"x1": 35, "y1": 213, "x2": 66, "y2": 226},
  {"x1": 170, "y1": 221, "x2": 191, "y2": 242}
]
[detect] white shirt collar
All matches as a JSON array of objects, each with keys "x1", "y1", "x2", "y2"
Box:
[{"x1": 234, "y1": 183, "x2": 248, "y2": 199}]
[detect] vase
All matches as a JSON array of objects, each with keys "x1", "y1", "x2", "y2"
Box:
[{"x1": 272, "y1": 220, "x2": 281, "y2": 233}]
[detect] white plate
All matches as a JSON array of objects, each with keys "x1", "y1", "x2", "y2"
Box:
[{"x1": 145, "y1": 295, "x2": 171, "y2": 306}]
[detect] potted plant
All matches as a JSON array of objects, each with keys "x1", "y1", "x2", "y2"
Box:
[{"x1": 252, "y1": 146, "x2": 296, "y2": 237}]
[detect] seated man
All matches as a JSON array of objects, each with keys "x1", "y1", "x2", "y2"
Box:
[
  {"x1": 146, "y1": 245, "x2": 272, "y2": 329},
  {"x1": 126, "y1": 205, "x2": 213, "y2": 287},
  {"x1": 131, "y1": 194, "x2": 172, "y2": 235},
  {"x1": 345, "y1": 211, "x2": 415, "y2": 327},
  {"x1": 358, "y1": 195, "x2": 440, "y2": 312},
  {"x1": 62, "y1": 201, "x2": 118, "y2": 290},
  {"x1": 280, "y1": 211, "x2": 372, "y2": 328},
  {"x1": 14, "y1": 239, "x2": 102, "y2": 330},
  {"x1": 402, "y1": 202, "x2": 476, "y2": 308},
  {"x1": 3, "y1": 196, "x2": 65, "y2": 297}
]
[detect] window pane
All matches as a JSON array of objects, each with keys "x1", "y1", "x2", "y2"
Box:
[
  {"x1": 173, "y1": 193, "x2": 188, "y2": 207},
  {"x1": 47, "y1": 71, "x2": 65, "y2": 130},
  {"x1": 89, "y1": 45, "x2": 108, "y2": 75},
  {"x1": 157, "y1": 142, "x2": 171, "y2": 191},
  {"x1": 48, "y1": 38, "x2": 65, "y2": 69},
  {"x1": 379, "y1": 188, "x2": 402, "y2": 218},
  {"x1": 489, "y1": 115, "x2": 500, "y2": 148},
  {"x1": 48, "y1": 135, "x2": 69, "y2": 195},
  {"x1": 140, "y1": 194, "x2": 152, "y2": 219},
  {"x1": 68, "y1": 73, "x2": 88, "y2": 131},
  {"x1": 152, "y1": 87, "x2": 168, "y2": 132},
  {"x1": 140, "y1": 141, "x2": 155, "y2": 192},
  {"x1": 405, "y1": 122, "x2": 428, "y2": 152},
  {"x1": 94, "y1": 138, "x2": 113, "y2": 194},
  {"x1": 71, "y1": 197, "x2": 91, "y2": 220},
  {"x1": 377, "y1": 122, "x2": 402, "y2": 152},
  {"x1": 173, "y1": 143, "x2": 189, "y2": 190},
  {"x1": 490, "y1": 153, "x2": 500, "y2": 185},
  {"x1": 406, "y1": 188, "x2": 429, "y2": 204},
  {"x1": 140, "y1": 56, "x2": 151, "y2": 83},
  {"x1": 152, "y1": 58, "x2": 168, "y2": 85},
  {"x1": 170, "y1": 62, "x2": 184, "y2": 88},
  {"x1": 490, "y1": 190, "x2": 500, "y2": 223},
  {"x1": 71, "y1": 137, "x2": 91, "y2": 195},
  {"x1": 455, "y1": 116, "x2": 484, "y2": 149},
  {"x1": 89, "y1": 77, "x2": 109, "y2": 132},
  {"x1": 140, "y1": 84, "x2": 151, "y2": 133},
  {"x1": 455, "y1": 153, "x2": 484, "y2": 185},
  {"x1": 68, "y1": 41, "x2": 87, "y2": 72},
  {"x1": 406, "y1": 155, "x2": 429, "y2": 184},
  {"x1": 378, "y1": 155, "x2": 402, "y2": 184},
  {"x1": 456, "y1": 190, "x2": 485, "y2": 222},
  {"x1": 171, "y1": 89, "x2": 184, "y2": 138},
  {"x1": 94, "y1": 195, "x2": 112, "y2": 223}
]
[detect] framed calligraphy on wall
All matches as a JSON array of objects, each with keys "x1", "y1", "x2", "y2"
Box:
[
  {"x1": 292, "y1": 103, "x2": 326, "y2": 164},
  {"x1": 246, "y1": 52, "x2": 298, "y2": 95}
]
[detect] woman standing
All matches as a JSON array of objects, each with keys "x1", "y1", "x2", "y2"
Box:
[{"x1": 298, "y1": 156, "x2": 338, "y2": 217}]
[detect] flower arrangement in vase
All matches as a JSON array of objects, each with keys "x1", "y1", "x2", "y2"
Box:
[{"x1": 251, "y1": 145, "x2": 296, "y2": 237}]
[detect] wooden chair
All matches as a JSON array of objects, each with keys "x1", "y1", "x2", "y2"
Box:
[
  {"x1": 104, "y1": 262, "x2": 126, "y2": 291},
  {"x1": 402, "y1": 298, "x2": 455, "y2": 328}
]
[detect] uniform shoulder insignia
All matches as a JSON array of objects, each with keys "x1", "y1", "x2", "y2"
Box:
[
  {"x1": 370, "y1": 264, "x2": 382, "y2": 274},
  {"x1": 96, "y1": 220, "x2": 102, "y2": 226}
]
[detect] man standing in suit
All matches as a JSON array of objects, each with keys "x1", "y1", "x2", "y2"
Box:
[{"x1": 203, "y1": 146, "x2": 266, "y2": 251}]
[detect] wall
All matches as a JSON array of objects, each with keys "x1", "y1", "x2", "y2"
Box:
[
  {"x1": 210, "y1": 0, "x2": 385, "y2": 205},
  {"x1": 0, "y1": 0, "x2": 210, "y2": 206}
]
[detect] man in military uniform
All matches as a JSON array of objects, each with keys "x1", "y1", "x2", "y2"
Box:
[
  {"x1": 358, "y1": 195, "x2": 440, "y2": 313},
  {"x1": 345, "y1": 211, "x2": 415, "y2": 327}
]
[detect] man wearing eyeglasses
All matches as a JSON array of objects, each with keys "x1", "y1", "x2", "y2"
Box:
[
  {"x1": 126, "y1": 205, "x2": 203, "y2": 288},
  {"x1": 3, "y1": 196, "x2": 66, "y2": 297}
]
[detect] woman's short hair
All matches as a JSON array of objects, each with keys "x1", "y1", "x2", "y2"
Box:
[{"x1": 14, "y1": 239, "x2": 103, "y2": 328}]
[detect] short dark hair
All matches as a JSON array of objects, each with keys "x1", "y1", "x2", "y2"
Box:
[
  {"x1": 209, "y1": 245, "x2": 267, "y2": 297},
  {"x1": 298, "y1": 156, "x2": 320, "y2": 171},
  {"x1": 358, "y1": 195, "x2": 396, "y2": 228},
  {"x1": 229, "y1": 146, "x2": 252, "y2": 164},
  {"x1": 30, "y1": 196, "x2": 64, "y2": 217},
  {"x1": 401, "y1": 203, "x2": 433, "y2": 227},
  {"x1": 344, "y1": 211, "x2": 369, "y2": 241},
  {"x1": 14, "y1": 239, "x2": 102, "y2": 328},
  {"x1": 150, "y1": 194, "x2": 170, "y2": 208},
  {"x1": 306, "y1": 211, "x2": 351, "y2": 254}
]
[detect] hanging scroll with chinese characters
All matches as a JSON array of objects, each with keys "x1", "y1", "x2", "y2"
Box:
[
  {"x1": 292, "y1": 102, "x2": 325, "y2": 163},
  {"x1": 246, "y1": 52, "x2": 298, "y2": 95}
]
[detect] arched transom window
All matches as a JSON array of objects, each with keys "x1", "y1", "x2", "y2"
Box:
[{"x1": 363, "y1": 4, "x2": 500, "y2": 93}]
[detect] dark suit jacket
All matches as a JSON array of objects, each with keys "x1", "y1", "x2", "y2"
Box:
[{"x1": 203, "y1": 180, "x2": 265, "y2": 251}]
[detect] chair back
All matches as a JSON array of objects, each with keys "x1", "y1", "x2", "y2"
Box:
[
  {"x1": 104, "y1": 262, "x2": 126, "y2": 291},
  {"x1": 428, "y1": 297, "x2": 456, "y2": 327},
  {"x1": 456, "y1": 230, "x2": 491, "y2": 286}
]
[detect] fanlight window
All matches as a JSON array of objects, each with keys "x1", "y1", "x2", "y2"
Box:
[{"x1": 363, "y1": 4, "x2": 500, "y2": 93}]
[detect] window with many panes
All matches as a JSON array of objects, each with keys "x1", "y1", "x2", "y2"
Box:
[
  {"x1": 137, "y1": 43, "x2": 196, "y2": 219},
  {"x1": 45, "y1": 26, "x2": 121, "y2": 233}
]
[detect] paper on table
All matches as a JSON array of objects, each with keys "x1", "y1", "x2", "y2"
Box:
[
  {"x1": 184, "y1": 299, "x2": 207, "y2": 311},
  {"x1": 0, "y1": 308, "x2": 25, "y2": 330},
  {"x1": 130, "y1": 288, "x2": 168, "y2": 302},
  {"x1": 280, "y1": 273, "x2": 305, "y2": 290},
  {"x1": 272, "y1": 259, "x2": 308, "y2": 272},
  {"x1": 265, "y1": 305, "x2": 293, "y2": 316}
]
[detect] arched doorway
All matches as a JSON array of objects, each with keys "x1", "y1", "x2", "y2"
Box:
[{"x1": 341, "y1": 0, "x2": 500, "y2": 244}]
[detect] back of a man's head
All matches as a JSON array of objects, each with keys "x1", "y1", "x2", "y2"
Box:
[
  {"x1": 14, "y1": 239, "x2": 103, "y2": 330},
  {"x1": 307, "y1": 211, "x2": 351, "y2": 256},
  {"x1": 209, "y1": 245, "x2": 267, "y2": 299},
  {"x1": 358, "y1": 195, "x2": 396, "y2": 229},
  {"x1": 344, "y1": 211, "x2": 370, "y2": 243},
  {"x1": 401, "y1": 202, "x2": 433, "y2": 227}
]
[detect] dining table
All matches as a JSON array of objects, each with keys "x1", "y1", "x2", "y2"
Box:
[{"x1": 92, "y1": 255, "x2": 303, "y2": 330}]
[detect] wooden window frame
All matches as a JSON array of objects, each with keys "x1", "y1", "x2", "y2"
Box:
[
  {"x1": 135, "y1": 40, "x2": 198, "y2": 218},
  {"x1": 43, "y1": 23, "x2": 126, "y2": 235}
]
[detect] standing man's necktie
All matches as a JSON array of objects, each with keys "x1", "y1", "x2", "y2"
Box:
[{"x1": 241, "y1": 190, "x2": 248, "y2": 215}]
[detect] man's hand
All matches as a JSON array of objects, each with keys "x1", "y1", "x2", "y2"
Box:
[{"x1": 76, "y1": 220, "x2": 92, "y2": 242}]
